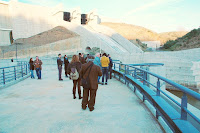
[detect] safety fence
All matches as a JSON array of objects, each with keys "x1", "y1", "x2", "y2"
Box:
[{"x1": 113, "y1": 62, "x2": 200, "y2": 133}]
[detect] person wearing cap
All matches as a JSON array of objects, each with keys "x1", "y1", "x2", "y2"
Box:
[
  {"x1": 80, "y1": 55, "x2": 102, "y2": 111},
  {"x1": 101, "y1": 53, "x2": 110, "y2": 85},
  {"x1": 57, "y1": 54, "x2": 63, "y2": 81}
]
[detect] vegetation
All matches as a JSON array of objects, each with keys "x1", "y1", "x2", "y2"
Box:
[{"x1": 161, "y1": 28, "x2": 200, "y2": 51}]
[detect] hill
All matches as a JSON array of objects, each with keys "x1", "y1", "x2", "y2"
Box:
[
  {"x1": 14, "y1": 26, "x2": 79, "y2": 45},
  {"x1": 162, "y1": 28, "x2": 200, "y2": 51},
  {"x1": 100, "y1": 22, "x2": 188, "y2": 44}
]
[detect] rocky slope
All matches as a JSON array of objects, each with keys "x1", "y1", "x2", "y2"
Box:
[
  {"x1": 14, "y1": 26, "x2": 79, "y2": 45},
  {"x1": 100, "y1": 22, "x2": 188, "y2": 44}
]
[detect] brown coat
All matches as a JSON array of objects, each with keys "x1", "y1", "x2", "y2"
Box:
[
  {"x1": 80, "y1": 61, "x2": 102, "y2": 90},
  {"x1": 33, "y1": 59, "x2": 43, "y2": 70}
]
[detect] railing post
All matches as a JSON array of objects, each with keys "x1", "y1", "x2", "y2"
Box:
[
  {"x1": 143, "y1": 71, "x2": 146, "y2": 85},
  {"x1": 127, "y1": 65, "x2": 129, "y2": 75},
  {"x1": 156, "y1": 79, "x2": 160, "y2": 96},
  {"x1": 134, "y1": 68, "x2": 136, "y2": 79},
  {"x1": 26, "y1": 64, "x2": 28, "y2": 75},
  {"x1": 3, "y1": 68, "x2": 5, "y2": 84},
  {"x1": 114, "y1": 63, "x2": 116, "y2": 70},
  {"x1": 181, "y1": 93, "x2": 187, "y2": 120},
  {"x1": 119, "y1": 63, "x2": 121, "y2": 72},
  {"x1": 14, "y1": 67, "x2": 16, "y2": 80},
  {"x1": 21, "y1": 64, "x2": 23, "y2": 77}
]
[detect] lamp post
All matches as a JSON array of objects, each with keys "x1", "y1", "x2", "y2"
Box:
[
  {"x1": 2, "y1": 50, "x2": 4, "y2": 59},
  {"x1": 16, "y1": 43, "x2": 18, "y2": 60}
]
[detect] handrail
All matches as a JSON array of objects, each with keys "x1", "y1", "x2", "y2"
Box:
[
  {"x1": 0, "y1": 61, "x2": 30, "y2": 86},
  {"x1": 129, "y1": 63, "x2": 164, "y2": 66},
  {"x1": 114, "y1": 62, "x2": 200, "y2": 100},
  {"x1": 113, "y1": 61, "x2": 200, "y2": 130}
]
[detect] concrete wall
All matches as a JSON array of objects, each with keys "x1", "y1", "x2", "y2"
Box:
[
  {"x1": 0, "y1": 1, "x2": 12, "y2": 46},
  {"x1": 0, "y1": 36, "x2": 81, "y2": 59}
]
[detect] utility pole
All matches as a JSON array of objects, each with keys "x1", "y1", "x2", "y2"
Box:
[
  {"x1": 3, "y1": 50, "x2": 4, "y2": 59},
  {"x1": 16, "y1": 43, "x2": 18, "y2": 60}
]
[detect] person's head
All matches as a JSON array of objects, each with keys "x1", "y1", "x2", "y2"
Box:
[
  {"x1": 58, "y1": 54, "x2": 61, "y2": 58},
  {"x1": 29, "y1": 58, "x2": 33, "y2": 62},
  {"x1": 79, "y1": 53, "x2": 82, "y2": 56},
  {"x1": 108, "y1": 54, "x2": 111, "y2": 57},
  {"x1": 95, "y1": 53, "x2": 100, "y2": 58},
  {"x1": 102, "y1": 53, "x2": 107, "y2": 57},
  {"x1": 64, "y1": 55, "x2": 67, "y2": 58},
  {"x1": 71, "y1": 55, "x2": 79, "y2": 63},
  {"x1": 87, "y1": 54, "x2": 89, "y2": 56},
  {"x1": 36, "y1": 56, "x2": 39, "y2": 60},
  {"x1": 87, "y1": 55, "x2": 95, "y2": 62},
  {"x1": 100, "y1": 54, "x2": 102, "y2": 57}
]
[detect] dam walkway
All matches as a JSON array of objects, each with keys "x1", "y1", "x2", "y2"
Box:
[{"x1": 0, "y1": 65, "x2": 164, "y2": 133}]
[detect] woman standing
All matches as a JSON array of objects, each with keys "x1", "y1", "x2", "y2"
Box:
[
  {"x1": 64, "y1": 55, "x2": 69, "y2": 77},
  {"x1": 29, "y1": 58, "x2": 35, "y2": 79},
  {"x1": 67, "y1": 55, "x2": 82, "y2": 99}
]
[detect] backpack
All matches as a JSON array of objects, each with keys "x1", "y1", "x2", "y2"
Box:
[
  {"x1": 81, "y1": 63, "x2": 93, "y2": 89},
  {"x1": 70, "y1": 67, "x2": 79, "y2": 80}
]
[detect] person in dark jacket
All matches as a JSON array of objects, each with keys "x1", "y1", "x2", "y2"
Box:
[
  {"x1": 80, "y1": 53, "x2": 86, "y2": 64},
  {"x1": 33, "y1": 56, "x2": 43, "y2": 79},
  {"x1": 57, "y1": 54, "x2": 63, "y2": 81},
  {"x1": 80, "y1": 55, "x2": 102, "y2": 111},
  {"x1": 64, "y1": 55, "x2": 69, "y2": 77},
  {"x1": 67, "y1": 55, "x2": 82, "y2": 99},
  {"x1": 29, "y1": 58, "x2": 35, "y2": 79},
  {"x1": 108, "y1": 54, "x2": 113, "y2": 79}
]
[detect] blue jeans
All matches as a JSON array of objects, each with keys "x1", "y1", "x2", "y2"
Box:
[
  {"x1": 30, "y1": 70, "x2": 35, "y2": 78},
  {"x1": 102, "y1": 67, "x2": 108, "y2": 83},
  {"x1": 36, "y1": 68, "x2": 41, "y2": 79}
]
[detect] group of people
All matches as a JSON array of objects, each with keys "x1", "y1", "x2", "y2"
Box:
[
  {"x1": 29, "y1": 56, "x2": 43, "y2": 79},
  {"x1": 57, "y1": 52, "x2": 113, "y2": 111},
  {"x1": 29, "y1": 53, "x2": 113, "y2": 112}
]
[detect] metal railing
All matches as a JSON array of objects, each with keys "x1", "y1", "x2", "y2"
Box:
[
  {"x1": 0, "y1": 61, "x2": 30, "y2": 86},
  {"x1": 113, "y1": 62, "x2": 200, "y2": 132}
]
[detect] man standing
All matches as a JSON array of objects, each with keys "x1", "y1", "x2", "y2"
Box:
[
  {"x1": 57, "y1": 54, "x2": 63, "y2": 81},
  {"x1": 101, "y1": 53, "x2": 110, "y2": 85},
  {"x1": 34, "y1": 56, "x2": 43, "y2": 79},
  {"x1": 64, "y1": 55, "x2": 69, "y2": 77},
  {"x1": 80, "y1": 55, "x2": 102, "y2": 111},
  {"x1": 108, "y1": 54, "x2": 113, "y2": 79}
]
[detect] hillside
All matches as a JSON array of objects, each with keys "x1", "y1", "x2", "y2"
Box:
[
  {"x1": 100, "y1": 22, "x2": 188, "y2": 44},
  {"x1": 162, "y1": 28, "x2": 200, "y2": 51},
  {"x1": 14, "y1": 26, "x2": 79, "y2": 45}
]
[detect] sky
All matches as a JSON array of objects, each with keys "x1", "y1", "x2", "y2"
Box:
[{"x1": 2, "y1": 0, "x2": 200, "y2": 33}]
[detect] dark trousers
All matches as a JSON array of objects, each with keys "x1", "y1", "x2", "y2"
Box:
[
  {"x1": 35, "y1": 68, "x2": 41, "y2": 79},
  {"x1": 102, "y1": 67, "x2": 108, "y2": 83},
  {"x1": 58, "y1": 66, "x2": 62, "y2": 80},
  {"x1": 73, "y1": 78, "x2": 81, "y2": 96},
  {"x1": 109, "y1": 67, "x2": 112, "y2": 79},
  {"x1": 82, "y1": 88, "x2": 97, "y2": 109}
]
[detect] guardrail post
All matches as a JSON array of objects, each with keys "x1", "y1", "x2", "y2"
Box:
[
  {"x1": 134, "y1": 68, "x2": 136, "y2": 79},
  {"x1": 119, "y1": 63, "x2": 121, "y2": 72},
  {"x1": 156, "y1": 79, "x2": 160, "y2": 96},
  {"x1": 26, "y1": 64, "x2": 28, "y2": 75},
  {"x1": 3, "y1": 68, "x2": 5, "y2": 84},
  {"x1": 14, "y1": 67, "x2": 16, "y2": 80},
  {"x1": 181, "y1": 93, "x2": 187, "y2": 120},
  {"x1": 143, "y1": 71, "x2": 146, "y2": 85}
]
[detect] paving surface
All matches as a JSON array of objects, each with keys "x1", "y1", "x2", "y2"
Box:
[{"x1": 0, "y1": 65, "x2": 164, "y2": 133}]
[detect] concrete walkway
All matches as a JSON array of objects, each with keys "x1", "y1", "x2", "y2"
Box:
[{"x1": 0, "y1": 65, "x2": 164, "y2": 133}]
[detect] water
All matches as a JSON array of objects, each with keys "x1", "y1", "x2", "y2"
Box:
[{"x1": 167, "y1": 90, "x2": 200, "y2": 110}]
